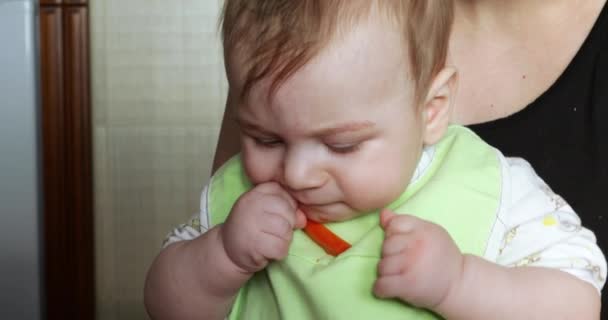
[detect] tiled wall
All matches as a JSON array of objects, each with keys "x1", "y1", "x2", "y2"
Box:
[{"x1": 90, "y1": 1, "x2": 227, "y2": 318}]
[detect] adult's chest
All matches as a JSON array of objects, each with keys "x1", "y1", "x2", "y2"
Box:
[{"x1": 448, "y1": 0, "x2": 605, "y2": 125}]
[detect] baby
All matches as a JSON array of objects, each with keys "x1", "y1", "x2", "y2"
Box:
[{"x1": 145, "y1": 1, "x2": 606, "y2": 319}]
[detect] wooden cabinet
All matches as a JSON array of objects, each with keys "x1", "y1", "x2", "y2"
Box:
[{"x1": 39, "y1": 1, "x2": 94, "y2": 319}]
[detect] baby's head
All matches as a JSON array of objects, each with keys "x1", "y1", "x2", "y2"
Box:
[{"x1": 221, "y1": 1, "x2": 456, "y2": 222}]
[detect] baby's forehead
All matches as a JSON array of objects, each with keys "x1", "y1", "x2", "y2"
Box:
[
  {"x1": 222, "y1": 1, "x2": 453, "y2": 109},
  {"x1": 231, "y1": 26, "x2": 414, "y2": 120},
  {"x1": 226, "y1": 17, "x2": 411, "y2": 102},
  {"x1": 223, "y1": 3, "x2": 414, "y2": 100}
]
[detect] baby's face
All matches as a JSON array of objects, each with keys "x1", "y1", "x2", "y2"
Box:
[{"x1": 229, "y1": 18, "x2": 425, "y2": 222}]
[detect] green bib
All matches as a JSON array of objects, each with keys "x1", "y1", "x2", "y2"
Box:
[{"x1": 208, "y1": 126, "x2": 501, "y2": 319}]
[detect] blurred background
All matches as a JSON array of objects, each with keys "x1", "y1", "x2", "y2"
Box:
[
  {"x1": 0, "y1": 0, "x2": 227, "y2": 319},
  {"x1": 91, "y1": 1, "x2": 226, "y2": 318}
]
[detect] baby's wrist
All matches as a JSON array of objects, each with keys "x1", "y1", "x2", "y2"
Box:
[
  {"x1": 215, "y1": 225, "x2": 255, "y2": 276},
  {"x1": 434, "y1": 253, "x2": 469, "y2": 317},
  {"x1": 192, "y1": 226, "x2": 252, "y2": 297}
]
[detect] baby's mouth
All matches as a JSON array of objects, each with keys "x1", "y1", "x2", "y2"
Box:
[{"x1": 298, "y1": 204, "x2": 339, "y2": 223}]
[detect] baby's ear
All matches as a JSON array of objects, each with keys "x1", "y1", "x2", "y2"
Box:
[{"x1": 421, "y1": 67, "x2": 458, "y2": 145}]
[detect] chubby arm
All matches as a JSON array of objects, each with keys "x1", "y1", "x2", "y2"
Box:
[
  {"x1": 374, "y1": 210, "x2": 602, "y2": 320},
  {"x1": 145, "y1": 182, "x2": 306, "y2": 319},
  {"x1": 374, "y1": 156, "x2": 605, "y2": 319},
  {"x1": 436, "y1": 254, "x2": 600, "y2": 319},
  {"x1": 144, "y1": 226, "x2": 251, "y2": 320},
  {"x1": 444, "y1": 255, "x2": 601, "y2": 319},
  {"x1": 438, "y1": 156, "x2": 605, "y2": 318}
]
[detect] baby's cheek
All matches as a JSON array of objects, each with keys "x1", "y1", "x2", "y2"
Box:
[
  {"x1": 242, "y1": 151, "x2": 280, "y2": 184},
  {"x1": 345, "y1": 167, "x2": 408, "y2": 210}
]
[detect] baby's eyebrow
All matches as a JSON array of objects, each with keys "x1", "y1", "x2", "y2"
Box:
[
  {"x1": 314, "y1": 121, "x2": 376, "y2": 136},
  {"x1": 235, "y1": 116, "x2": 282, "y2": 137},
  {"x1": 236, "y1": 116, "x2": 375, "y2": 136},
  {"x1": 235, "y1": 118, "x2": 268, "y2": 133}
]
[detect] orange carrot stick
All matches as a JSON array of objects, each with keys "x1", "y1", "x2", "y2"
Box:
[{"x1": 303, "y1": 219, "x2": 351, "y2": 256}]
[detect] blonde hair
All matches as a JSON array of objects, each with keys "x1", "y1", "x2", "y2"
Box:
[{"x1": 221, "y1": 0, "x2": 453, "y2": 106}]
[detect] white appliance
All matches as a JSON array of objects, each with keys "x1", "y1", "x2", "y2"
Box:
[{"x1": 0, "y1": 0, "x2": 43, "y2": 319}]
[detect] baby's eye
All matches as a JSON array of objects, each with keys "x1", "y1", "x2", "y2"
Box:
[
  {"x1": 327, "y1": 143, "x2": 361, "y2": 154},
  {"x1": 253, "y1": 137, "x2": 283, "y2": 147}
]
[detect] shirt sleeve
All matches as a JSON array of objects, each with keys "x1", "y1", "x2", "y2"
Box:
[
  {"x1": 485, "y1": 155, "x2": 607, "y2": 293},
  {"x1": 162, "y1": 184, "x2": 211, "y2": 248}
]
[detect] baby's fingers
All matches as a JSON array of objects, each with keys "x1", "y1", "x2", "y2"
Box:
[
  {"x1": 377, "y1": 254, "x2": 407, "y2": 277},
  {"x1": 380, "y1": 208, "x2": 397, "y2": 229},
  {"x1": 294, "y1": 208, "x2": 307, "y2": 229},
  {"x1": 381, "y1": 211, "x2": 419, "y2": 237},
  {"x1": 373, "y1": 275, "x2": 404, "y2": 299},
  {"x1": 254, "y1": 182, "x2": 297, "y2": 210},
  {"x1": 382, "y1": 233, "x2": 411, "y2": 257},
  {"x1": 260, "y1": 213, "x2": 293, "y2": 241},
  {"x1": 257, "y1": 232, "x2": 290, "y2": 261}
]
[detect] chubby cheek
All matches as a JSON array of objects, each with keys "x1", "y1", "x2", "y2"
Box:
[
  {"x1": 339, "y1": 149, "x2": 414, "y2": 211},
  {"x1": 241, "y1": 143, "x2": 282, "y2": 185}
]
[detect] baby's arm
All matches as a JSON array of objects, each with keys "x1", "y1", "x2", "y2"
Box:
[
  {"x1": 436, "y1": 254, "x2": 601, "y2": 319},
  {"x1": 145, "y1": 225, "x2": 251, "y2": 320},
  {"x1": 144, "y1": 184, "x2": 249, "y2": 320},
  {"x1": 374, "y1": 156, "x2": 605, "y2": 319},
  {"x1": 437, "y1": 157, "x2": 606, "y2": 319},
  {"x1": 144, "y1": 182, "x2": 306, "y2": 319}
]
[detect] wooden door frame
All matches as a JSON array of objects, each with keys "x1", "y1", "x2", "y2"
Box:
[{"x1": 39, "y1": 1, "x2": 95, "y2": 319}]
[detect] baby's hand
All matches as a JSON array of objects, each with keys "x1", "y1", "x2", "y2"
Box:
[
  {"x1": 373, "y1": 209, "x2": 464, "y2": 310},
  {"x1": 220, "y1": 182, "x2": 307, "y2": 274}
]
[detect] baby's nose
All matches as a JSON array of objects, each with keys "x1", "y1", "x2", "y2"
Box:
[{"x1": 282, "y1": 151, "x2": 327, "y2": 191}]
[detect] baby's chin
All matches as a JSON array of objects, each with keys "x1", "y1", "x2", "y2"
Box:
[{"x1": 300, "y1": 202, "x2": 372, "y2": 223}]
